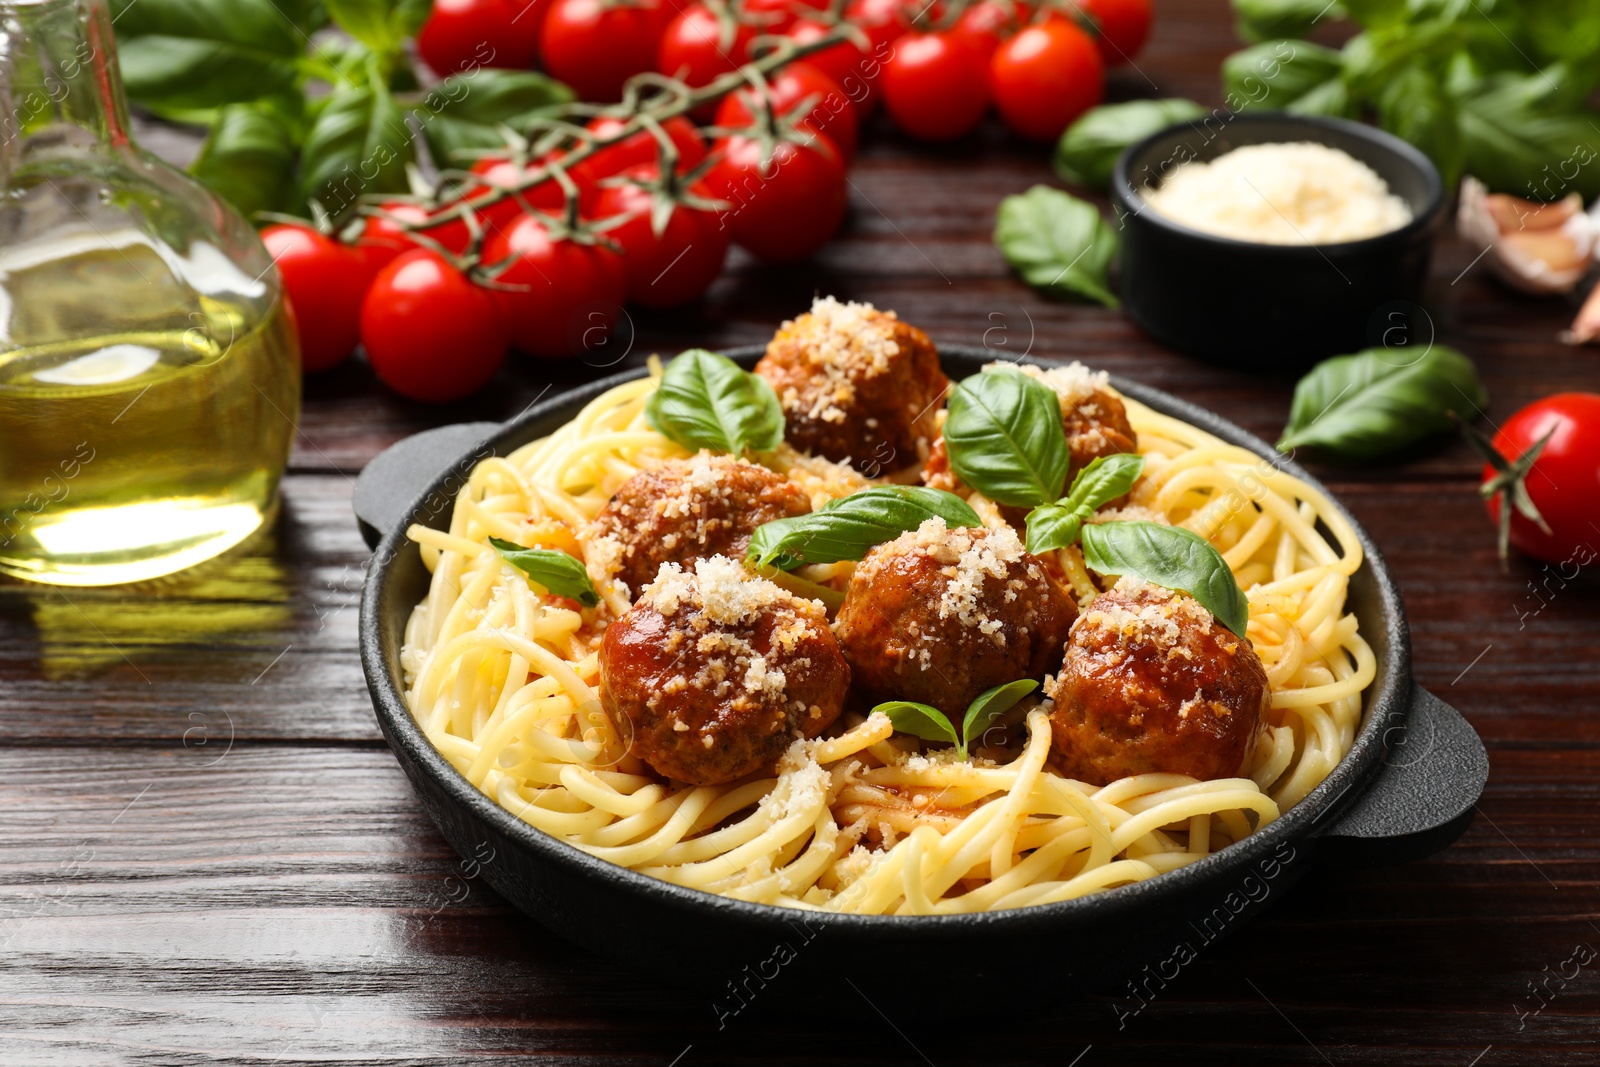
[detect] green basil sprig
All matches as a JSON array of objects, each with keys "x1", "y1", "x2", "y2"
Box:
[
  {"x1": 1079, "y1": 521, "x2": 1250, "y2": 638},
  {"x1": 489, "y1": 537, "x2": 599, "y2": 608},
  {"x1": 944, "y1": 368, "x2": 1070, "y2": 508},
  {"x1": 1053, "y1": 99, "x2": 1208, "y2": 189},
  {"x1": 747, "y1": 487, "x2": 981, "y2": 570},
  {"x1": 875, "y1": 679, "x2": 1040, "y2": 760},
  {"x1": 1276, "y1": 346, "x2": 1488, "y2": 460},
  {"x1": 1232, "y1": 0, "x2": 1344, "y2": 43},
  {"x1": 1024, "y1": 452, "x2": 1146, "y2": 555},
  {"x1": 993, "y1": 185, "x2": 1120, "y2": 308},
  {"x1": 645, "y1": 349, "x2": 785, "y2": 456}
]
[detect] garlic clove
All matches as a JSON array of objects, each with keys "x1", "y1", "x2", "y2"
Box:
[
  {"x1": 1483, "y1": 191, "x2": 1583, "y2": 233},
  {"x1": 1561, "y1": 281, "x2": 1600, "y2": 345},
  {"x1": 1502, "y1": 229, "x2": 1591, "y2": 274},
  {"x1": 1457, "y1": 175, "x2": 1599, "y2": 295}
]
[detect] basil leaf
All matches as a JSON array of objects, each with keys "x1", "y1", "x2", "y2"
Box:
[
  {"x1": 189, "y1": 102, "x2": 300, "y2": 217},
  {"x1": 115, "y1": 37, "x2": 299, "y2": 114},
  {"x1": 747, "y1": 487, "x2": 982, "y2": 570},
  {"x1": 944, "y1": 369, "x2": 1070, "y2": 509},
  {"x1": 645, "y1": 349, "x2": 785, "y2": 456},
  {"x1": 1376, "y1": 62, "x2": 1462, "y2": 186},
  {"x1": 299, "y1": 80, "x2": 415, "y2": 212},
  {"x1": 1232, "y1": 0, "x2": 1344, "y2": 42},
  {"x1": 324, "y1": 0, "x2": 428, "y2": 53},
  {"x1": 961, "y1": 679, "x2": 1039, "y2": 755},
  {"x1": 416, "y1": 69, "x2": 576, "y2": 166},
  {"x1": 488, "y1": 537, "x2": 599, "y2": 607},
  {"x1": 874, "y1": 701, "x2": 960, "y2": 751},
  {"x1": 993, "y1": 185, "x2": 1120, "y2": 308},
  {"x1": 1080, "y1": 522, "x2": 1251, "y2": 638},
  {"x1": 1221, "y1": 40, "x2": 1352, "y2": 117},
  {"x1": 1053, "y1": 99, "x2": 1208, "y2": 189},
  {"x1": 1276, "y1": 346, "x2": 1488, "y2": 459},
  {"x1": 1456, "y1": 72, "x2": 1600, "y2": 201},
  {"x1": 1024, "y1": 452, "x2": 1144, "y2": 555}
]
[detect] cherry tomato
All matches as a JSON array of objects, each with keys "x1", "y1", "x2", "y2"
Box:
[
  {"x1": 467, "y1": 155, "x2": 568, "y2": 232},
  {"x1": 706, "y1": 121, "x2": 847, "y2": 263},
  {"x1": 589, "y1": 163, "x2": 729, "y2": 308},
  {"x1": 989, "y1": 15, "x2": 1103, "y2": 141},
  {"x1": 1080, "y1": 0, "x2": 1151, "y2": 65},
  {"x1": 417, "y1": 0, "x2": 547, "y2": 74},
  {"x1": 950, "y1": 0, "x2": 1024, "y2": 57},
  {"x1": 881, "y1": 31, "x2": 988, "y2": 141},
  {"x1": 355, "y1": 201, "x2": 474, "y2": 279},
  {"x1": 260, "y1": 225, "x2": 368, "y2": 374},
  {"x1": 360, "y1": 249, "x2": 508, "y2": 403},
  {"x1": 787, "y1": 0, "x2": 908, "y2": 112},
  {"x1": 569, "y1": 114, "x2": 707, "y2": 192},
  {"x1": 482, "y1": 213, "x2": 627, "y2": 359},
  {"x1": 739, "y1": 0, "x2": 825, "y2": 33},
  {"x1": 657, "y1": 2, "x2": 757, "y2": 115},
  {"x1": 1479, "y1": 393, "x2": 1600, "y2": 565},
  {"x1": 713, "y1": 61, "x2": 859, "y2": 160},
  {"x1": 539, "y1": 0, "x2": 670, "y2": 102}
]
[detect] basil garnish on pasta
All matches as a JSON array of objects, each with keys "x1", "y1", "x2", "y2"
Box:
[
  {"x1": 1276, "y1": 345, "x2": 1488, "y2": 460},
  {"x1": 747, "y1": 486, "x2": 982, "y2": 570},
  {"x1": 1079, "y1": 521, "x2": 1250, "y2": 637},
  {"x1": 943, "y1": 368, "x2": 1070, "y2": 508},
  {"x1": 488, "y1": 537, "x2": 600, "y2": 607},
  {"x1": 645, "y1": 348, "x2": 784, "y2": 456},
  {"x1": 1024, "y1": 452, "x2": 1145, "y2": 555},
  {"x1": 875, "y1": 678, "x2": 1040, "y2": 759}
]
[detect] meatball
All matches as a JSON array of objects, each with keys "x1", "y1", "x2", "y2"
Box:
[
  {"x1": 1047, "y1": 577, "x2": 1270, "y2": 785},
  {"x1": 923, "y1": 361, "x2": 1138, "y2": 501},
  {"x1": 589, "y1": 452, "x2": 810, "y2": 595},
  {"x1": 599, "y1": 556, "x2": 850, "y2": 786},
  {"x1": 754, "y1": 296, "x2": 947, "y2": 475},
  {"x1": 833, "y1": 519, "x2": 1076, "y2": 712}
]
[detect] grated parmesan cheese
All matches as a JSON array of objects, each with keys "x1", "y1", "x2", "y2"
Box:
[
  {"x1": 1143, "y1": 141, "x2": 1412, "y2": 245},
  {"x1": 777, "y1": 296, "x2": 901, "y2": 424},
  {"x1": 987, "y1": 359, "x2": 1109, "y2": 407}
]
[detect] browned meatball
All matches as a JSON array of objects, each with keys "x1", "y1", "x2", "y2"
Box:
[
  {"x1": 589, "y1": 453, "x2": 810, "y2": 595},
  {"x1": 1048, "y1": 577, "x2": 1270, "y2": 785},
  {"x1": 833, "y1": 519, "x2": 1076, "y2": 712},
  {"x1": 599, "y1": 556, "x2": 850, "y2": 786},
  {"x1": 754, "y1": 297, "x2": 947, "y2": 475},
  {"x1": 923, "y1": 362, "x2": 1138, "y2": 502}
]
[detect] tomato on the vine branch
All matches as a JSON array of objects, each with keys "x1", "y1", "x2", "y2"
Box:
[
  {"x1": 881, "y1": 31, "x2": 988, "y2": 142},
  {"x1": 539, "y1": 0, "x2": 671, "y2": 102},
  {"x1": 417, "y1": 0, "x2": 547, "y2": 75},
  {"x1": 261, "y1": 224, "x2": 369, "y2": 374},
  {"x1": 657, "y1": 1, "x2": 759, "y2": 116},
  {"x1": 482, "y1": 212, "x2": 628, "y2": 359},
  {"x1": 706, "y1": 116, "x2": 848, "y2": 263},
  {"x1": 1079, "y1": 0, "x2": 1151, "y2": 65},
  {"x1": 713, "y1": 61, "x2": 859, "y2": 161},
  {"x1": 360, "y1": 249, "x2": 509, "y2": 403},
  {"x1": 590, "y1": 161, "x2": 730, "y2": 308},
  {"x1": 989, "y1": 14, "x2": 1103, "y2": 141}
]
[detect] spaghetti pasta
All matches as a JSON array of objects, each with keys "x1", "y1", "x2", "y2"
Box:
[{"x1": 399, "y1": 364, "x2": 1374, "y2": 915}]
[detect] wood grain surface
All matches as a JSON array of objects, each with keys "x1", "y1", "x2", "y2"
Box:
[{"x1": 3, "y1": 1, "x2": 1598, "y2": 1063}]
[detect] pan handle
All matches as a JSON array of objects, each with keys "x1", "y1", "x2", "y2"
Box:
[
  {"x1": 1313, "y1": 683, "x2": 1488, "y2": 867},
  {"x1": 353, "y1": 422, "x2": 502, "y2": 550}
]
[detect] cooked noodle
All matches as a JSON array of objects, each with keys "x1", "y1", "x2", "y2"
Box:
[{"x1": 399, "y1": 365, "x2": 1374, "y2": 914}]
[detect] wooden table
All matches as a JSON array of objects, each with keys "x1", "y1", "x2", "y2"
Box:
[{"x1": 4, "y1": 2, "x2": 1598, "y2": 1063}]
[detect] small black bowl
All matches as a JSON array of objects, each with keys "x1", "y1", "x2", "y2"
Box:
[
  {"x1": 1110, "y1": 111, "x2": 1445, "y2": 370},
  {"x1": 355, "y1": 345, "x2": 1488, "y2": 1008}
]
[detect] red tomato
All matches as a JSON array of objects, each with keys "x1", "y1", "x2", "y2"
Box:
[
  {"x1": 740, "y1": 0, "x2": 825, "y2": 33},
  {"x1": 417, "y1": 0, "x2": 547, "y2": 74},
  {"x1": 706, "y1": 122, "x2": 847, "y2": 263},
  {"x1": 467, "y1": 155, "x2": 568, "y2": 232},
  {"x1": 1479, "y1": 393, "x2": 1600, "y2": 565},
  {"x1": 539, "y1": 0, "x2": 669, "y2": 101},
  {"x1": 482, "y1": 213, "x2": 627, "y2": 359},
  {"x1": 360, "y1": 249, "x2": 507, "y2": 403},
  {"x1": 951, "y1": 0, "x2": 1024, "y2": 57},
  {"x1": 881, "y1": 31, "x2": 988, "y2": 141},
  {"x1": 589, "y1": 163, "x2": 729, "y2": 308},
  {"x1": 355, "y1": 201, "x2": 475, "y2": 279},
  {"x1": 260, "y1": 225, "x2": 368, "y2": 374},
  {"x1": 569, "y1": 114, "x2": 707, "y2": 192},
  {"x1": 1080, "y1": 0, "x2": 1151, "y2": 65},
  {"x1": 787, "y1": 0, "x2": 908, "y2": 111},
  {"x1": 989, "y1": 16, "x2": 1103, "y2": 141},
  {"x1": 712, "y1": 61, "x2": 859, "y2": 160},
  {"x1": 657, "y1": 2, "x2": 757, "y2": 114}
]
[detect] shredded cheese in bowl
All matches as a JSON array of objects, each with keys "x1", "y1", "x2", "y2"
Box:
[{"x1": 1142, "y1": 141, "x2": 1413, "y2": 245}]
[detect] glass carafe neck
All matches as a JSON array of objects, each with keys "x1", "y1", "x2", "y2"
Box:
[{"x1": 0, "y1": 0, "x2": 131, "y2": 160}]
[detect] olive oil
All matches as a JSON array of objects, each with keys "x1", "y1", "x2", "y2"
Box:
[{"x1": 0, "y1": 244, "x2": 299, "y2": 586}]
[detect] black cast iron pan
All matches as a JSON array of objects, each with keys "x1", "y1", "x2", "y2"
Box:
[{"x1": 356, "y1": 344, "x2": 1488, "y2": 1002}]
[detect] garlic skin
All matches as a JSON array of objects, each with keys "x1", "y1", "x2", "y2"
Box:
[
  {"x1": 1561, "y1": 281, "x2": 1600, "y2": 345},
  {"x1": 1456, "y1": 175, "x2": 1599, "y2": 295}
]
